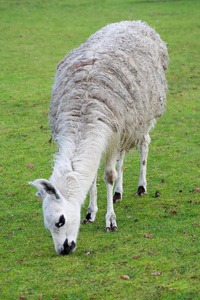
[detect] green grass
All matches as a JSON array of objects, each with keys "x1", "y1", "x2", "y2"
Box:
[{"x1": 0, "y1": 0, "x2": 200, "y2": 299}]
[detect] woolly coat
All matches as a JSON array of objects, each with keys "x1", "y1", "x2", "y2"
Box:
[{"x1": 49, "y1": 21, "x2": 168, "y2": 193}]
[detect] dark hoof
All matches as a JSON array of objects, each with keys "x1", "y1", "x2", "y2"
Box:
[
  {"x1": 113, "y1": 192, "x2": 122, "y2": 203},
  {"x1": 135, "y1": 186, "x2": 147, "y2": 196},
  {"x1": 105, "y1": 225, "x2": 118, "y2": 232},
  {"x1": 82, "y1": 218, "x2": 88, "y2": 224},
  {"x1": 112, "y1": 226, "x2": 118, "y2": 232}
]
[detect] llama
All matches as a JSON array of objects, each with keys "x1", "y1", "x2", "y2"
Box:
[{"x1": 29, "y1": 21, "x2": 168, "y2": 255}]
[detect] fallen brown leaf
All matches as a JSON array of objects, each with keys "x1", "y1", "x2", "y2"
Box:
[
  {"x1": 119, "y1": 275, "x2": 130, "y2": 280},
  {"x1": 149, "y1": 251, "x2": 157, "y2": 256},
  {"x1": 144, "y1": 233, "x2": 154, "y2": 238},
  {"x1": 151, "y1": 271, "x2": 162, "y2": 276},
  {"x1": 192, "y1": 222, "x2": 199, "y2": 227},
  {"x1": 32, "y1": 213, "x2": 39, "y2": 217},
  {"x1": 26, "y1": 164, "x2": 35, "y2": 169},
  {"x1": 133, "y1": 255, "x2": 140, "y2": 259},
  {"x1": 19, "y1": 296, "x2": 26, "y2": 300}
]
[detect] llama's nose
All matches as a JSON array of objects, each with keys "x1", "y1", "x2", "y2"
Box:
[{"x1": 61, "y1": 238, "x2": 76, "y2": 255}]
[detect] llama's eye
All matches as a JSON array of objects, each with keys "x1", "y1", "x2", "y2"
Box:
[{"x1": 55, "y1": 214, "x2": 65, "y2": 228}]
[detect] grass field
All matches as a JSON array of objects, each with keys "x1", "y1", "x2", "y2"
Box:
[{"x1": 0, "y1": 0, "x2": 200, "y2": 299}]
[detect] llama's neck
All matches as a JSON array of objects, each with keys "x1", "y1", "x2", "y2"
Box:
[{"x1": 49, "y1": 131, "x2": 108, "y2": 205}]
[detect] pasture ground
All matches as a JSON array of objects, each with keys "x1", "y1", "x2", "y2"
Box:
[{"x1": 0, "y1": 0, "x2": 200, "y2": 299}]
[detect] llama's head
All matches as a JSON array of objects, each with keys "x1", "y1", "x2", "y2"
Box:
[{"x1": 29, "y1": 179, "x2": 80, "y2": 255}]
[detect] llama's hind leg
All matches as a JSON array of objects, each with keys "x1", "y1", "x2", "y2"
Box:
[
  {"x1": 83, "y1": 174, "x2": 98, "y2": 223},
  {"x1": 113, "y1": 151, "x2": 125, "y2": 203},
  {"x1": 135, "y1": 134, "x2": 151, "y2": 196},
  {"x1": 104, "y1": 155, "x2": 118, "y2": 232}
]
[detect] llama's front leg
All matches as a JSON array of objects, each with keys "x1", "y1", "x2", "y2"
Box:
[
  {"x1": 83, "y1": 174, "x2": 98, "y2": 223},
  {"x1": 104, "y1": 160, "x2": 118, "y2": 232},
  {"x1": 113, "y1": 151, "x2": 125, "y2": 203},
  {"x1": 135, "y1": 134, "x2": 151, "y2": 196}
]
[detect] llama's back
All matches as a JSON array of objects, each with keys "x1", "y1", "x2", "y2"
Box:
[{"x1": 50, "y1": 21, "x2": 168, "y2": 151}]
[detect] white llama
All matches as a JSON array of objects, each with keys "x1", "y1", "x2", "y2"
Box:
[{"x1": 30, "y1": 21, "x2": 168, "y2": 255}]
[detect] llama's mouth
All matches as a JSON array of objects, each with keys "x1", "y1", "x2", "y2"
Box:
[{"x1": 60, "y1": 239, "x2": 76, "y2": 255}]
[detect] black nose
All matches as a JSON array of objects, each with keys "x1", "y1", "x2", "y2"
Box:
[{"x1": 61, "y1": 238, "x2": 76, "y2": 255}]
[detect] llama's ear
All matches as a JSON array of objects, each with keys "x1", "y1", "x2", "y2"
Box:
[{"x1": 29, "y1": 179, "x2": 60, "y2": 200}]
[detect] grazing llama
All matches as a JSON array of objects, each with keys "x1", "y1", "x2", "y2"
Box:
[{"x1": 30, "y1": 21, "x2": 168, "y2": 255}]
